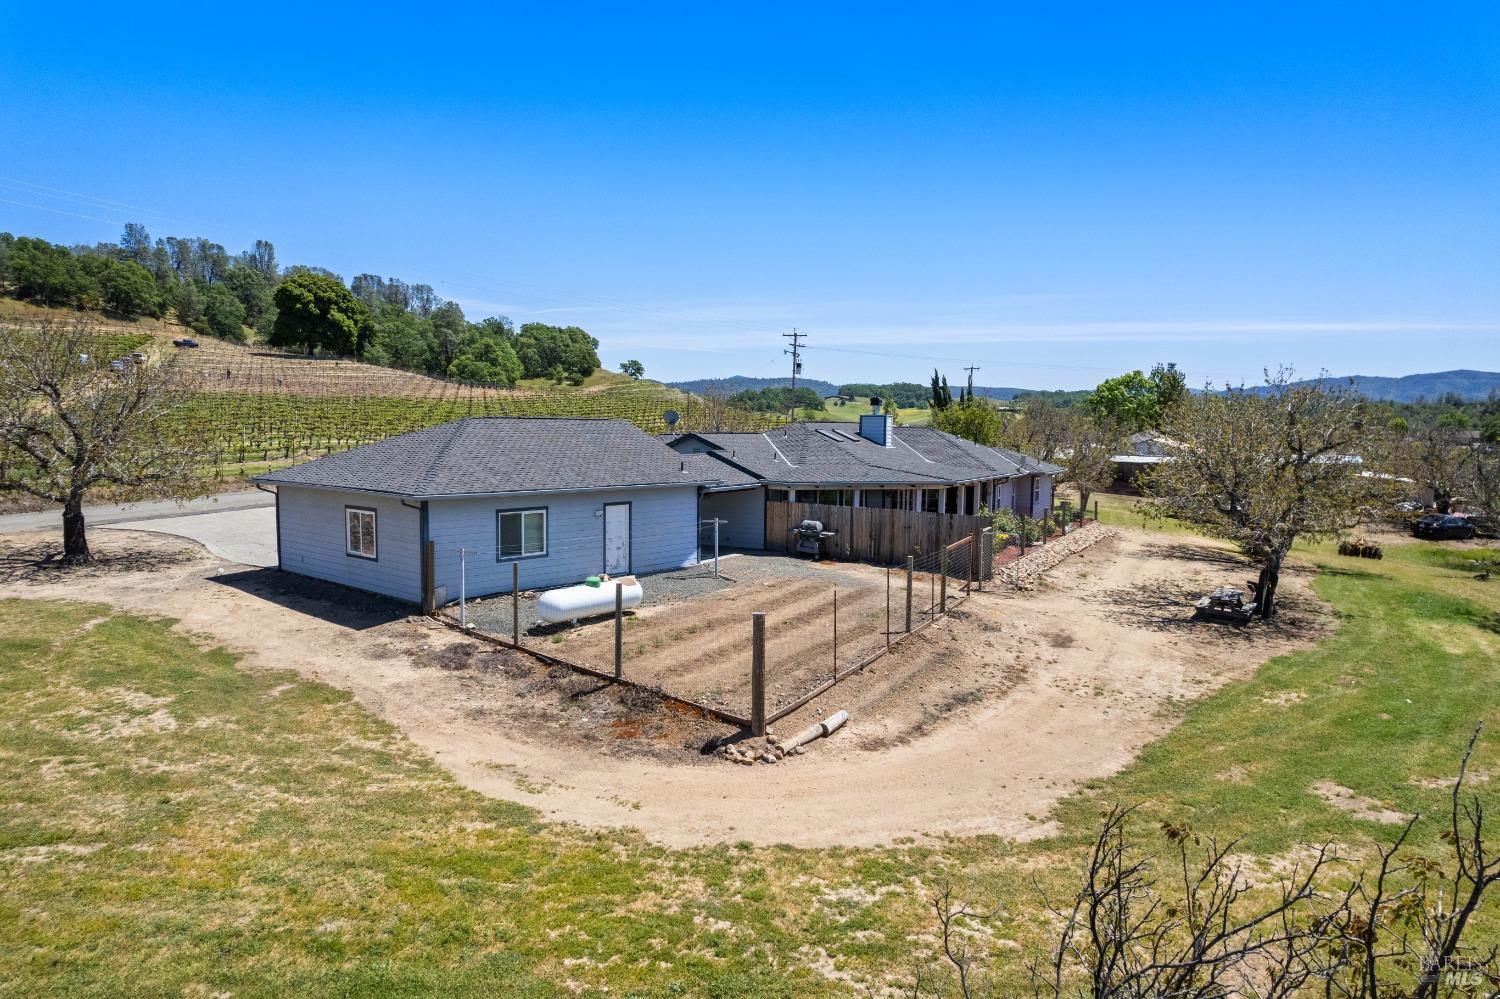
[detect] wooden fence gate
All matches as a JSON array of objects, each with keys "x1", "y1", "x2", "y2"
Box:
[{"x1": 764, "y1": 500, "x2": 991, "y2": 567}]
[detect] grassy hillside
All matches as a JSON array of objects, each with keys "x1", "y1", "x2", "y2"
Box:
[{"x1": 796, "y1": 397, "x2": 933, "y2": 426}]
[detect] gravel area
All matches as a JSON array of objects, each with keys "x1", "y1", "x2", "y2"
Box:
[{"x1": 460, "y1": 553, "x2": 840, "y2": 637}]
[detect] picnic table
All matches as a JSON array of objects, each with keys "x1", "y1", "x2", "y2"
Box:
[{"x1": 1194, "y1": 586, "x2": 1257, "y2": 625}]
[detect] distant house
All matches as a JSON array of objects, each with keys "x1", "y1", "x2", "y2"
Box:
[
  {"x1": 256, "y1": 418, "x2": 723, "y2": 605},
  {"x1": 1110, "y1": 430, "x2": 1176, "y2": 486},
  {"x1": 257, "y1": 410, "x2": 1062, "y2": 604},
  {"x1": 664, "y1": 404, "x2": 1062, "y2": 551}
]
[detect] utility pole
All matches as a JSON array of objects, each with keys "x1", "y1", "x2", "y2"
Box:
[
  {"x1": 782, "y1": 328, "x2": 807, "y2": 423},
  {"x1": 962, "y1": 364, "x2": 980, "y2": 404}
]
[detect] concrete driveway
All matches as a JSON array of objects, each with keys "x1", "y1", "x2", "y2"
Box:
[
  {"x1": 102, "y1": 506, "x2": 278, "y2": 567},
  {"x1": 0, "y1": 491, "x2": 278, "y2": 568}
]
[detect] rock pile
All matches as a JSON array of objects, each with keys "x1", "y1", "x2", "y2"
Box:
[
  {"x1": 997, "y1": 523, "x2": 1117, "y2": 590},
  {"x1": 718, "y1": 733, "x2": 809, "y2": 765}
]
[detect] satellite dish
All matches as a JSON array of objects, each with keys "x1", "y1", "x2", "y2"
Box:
[{"x1": 663, "y1": 410, "x2": 680, "y2": 428}]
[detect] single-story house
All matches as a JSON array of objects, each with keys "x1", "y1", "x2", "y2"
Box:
[
  {"x1": 256, "y1": 410, "x2": 1062, "y2": 604},
  {"x1": 1110, "y1": 430, "x2": 1177, "y2": 486},
  {"x1": 663, "y1": 405, "x2": 1064, "y2": 551},
  {"x1": 255, "y1": 418, "x2": 727, "y2": 605}
]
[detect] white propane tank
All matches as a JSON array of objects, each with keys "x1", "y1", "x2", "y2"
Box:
[{"x1": 536, "y1": 576, "x2": 642, "y2": 624}]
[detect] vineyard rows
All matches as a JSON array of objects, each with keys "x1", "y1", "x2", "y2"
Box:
[
  {"x1": 172, "y1": 387, "x2": 783, "y2": 470},
  {"x1": 4, "y1": 326, "x2": 782, "y2": 481}
]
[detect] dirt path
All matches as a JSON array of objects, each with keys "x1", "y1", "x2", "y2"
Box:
[{"x1": 0, "y1": 527, "x2": 1327, "y2": 848}]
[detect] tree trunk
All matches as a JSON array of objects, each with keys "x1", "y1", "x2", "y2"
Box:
[
  {"x1": 1255, "y1": 555, "x2": 1281, "y2": 619},
  {"x1": 62, "y1": 494, "x2": 91, "y2": 565},
  {"x1": 1436, "y1": 492, "x2": 1452, "y2": 514},
  {"x1": 1079, "y1": 489, "x2": 1093, "y2": 520}
]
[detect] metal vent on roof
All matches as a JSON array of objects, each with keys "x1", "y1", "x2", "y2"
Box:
[{"x1": 816, "y1": 428, "x2": 844, "y2": 442}]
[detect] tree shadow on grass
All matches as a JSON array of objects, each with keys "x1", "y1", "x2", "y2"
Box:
[{"x1": 209, "y1": 567, "x2": 415, "y2": 632}]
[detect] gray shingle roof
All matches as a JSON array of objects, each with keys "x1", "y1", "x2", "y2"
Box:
[
  {"x1": 661, "y1": 423, "x2": 1058, "y2": 486},
  {"x1": 256, "y1": 418, "x2": 726, "y2": 498}
]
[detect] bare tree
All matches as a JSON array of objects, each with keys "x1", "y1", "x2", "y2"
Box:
[
  {"x1": 1141, "y1": 369, "x2": 1392, "y2": 617},
  {"x1": 1462, "y1": 440, "x2": 1499, "y2": 534},
  {"x1": 1059, "y1": 414, "x2": 1124, "y2": 516},
  {"x1": 915, "y1": 727, "x2": 1499, "y2": 998},
  {"x1": 0, "y1": 319, "x2": 206, "y2": 563},
  {"x1": 1397, "y1": 415, "x2": 1476, "y2": 514},
  {"x1": 1001, "y1": 397, "x2": 1073, "y2": 464}
]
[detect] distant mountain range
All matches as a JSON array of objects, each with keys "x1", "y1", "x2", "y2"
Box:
[
  {"x1": 1276, "y1": 369, "x2": 1500, "y2": 403},
  {"x1": 672, "y1": 370, "x2": 1500, "y2": 405}
]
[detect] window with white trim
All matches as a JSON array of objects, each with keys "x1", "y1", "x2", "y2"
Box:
[
  {"x1": 345, "y1": 507, "x2": 377, "y2": 560},
  {"x1": 497, "y1": 508, "x2": 547, "y2": 559}
]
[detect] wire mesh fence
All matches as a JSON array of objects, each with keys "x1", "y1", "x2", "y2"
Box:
[{"x1": 436, "y1": 537, "x2": 993, "y2": 734}]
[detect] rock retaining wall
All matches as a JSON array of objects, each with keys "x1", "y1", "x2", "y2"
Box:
[{"x1": 997, "y1": 523, "x2": 1117, "y2": 590}]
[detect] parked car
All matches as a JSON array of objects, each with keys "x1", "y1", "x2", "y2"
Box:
[
  {"x1": 1413, "y1": 514, "x2": 1477, "y2": 540},
  {"x1": 130, "y1": 351, "x2": 147, "y2": 363},
  {"x1": 109, "y1": 358, "x2": 131, "y2": 373},
  {"x1": 172, "y1": 337, "x2": 199, "y2": 348}
]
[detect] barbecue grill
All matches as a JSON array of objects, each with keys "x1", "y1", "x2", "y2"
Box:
[{"x1": 790, "y1": 519, "x2": 837, "y2": 558}]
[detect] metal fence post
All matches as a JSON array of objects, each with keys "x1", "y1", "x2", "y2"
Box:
[
  {"x1": 459, "y1": 547, "x2": 467, "y2": 628},
  {"x1": 751, "y1": 612, "x2": 766, "y2": 737},
  {"x1": 905, "y1": 555, "x2": 914, "y2": 632},
  {"x1": 614, "y1": 582, "x2": 623, "y2": 680},
  {"x1": 511, "y1": 561, "x2": 520, "y2": 647}
]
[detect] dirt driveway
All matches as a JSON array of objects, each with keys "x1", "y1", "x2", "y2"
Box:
[{"x1": 0, "y1": 526, "x2": 1327, "y2": 847}]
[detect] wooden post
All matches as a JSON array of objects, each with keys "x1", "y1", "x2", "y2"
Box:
[
  {"x1": 511, "y1": 561, "x2": 520, "y2": 647},
  {"x1": 422, "y1": 539, "x2": 436, "y2": 615},
  {"x1": 971, "y1": 528, "x2": 983, "y2": 592},
  {"x1": 885, "y1": 566, "x2": 891, "y2": 646},
  {"x1": 1094, "y1": 499, "x2": 1099, "y2": 524},
  {"x1": 940, "y1": 546, "x2": 948, "y2": 614},
  {"x1": 614, "y1": 582, "x2": 624, "y2": 680},
  {"x1": 965, "y1": 539, "x2": 972, "y2": 595},
  {"x1": 905, "y1": 555, "x2": 914, "y2": 632},
  {"x1": 751, "y1": 612, "x2": 766, "y2": 737},
  {"x1": 832, "y1": 589, "x2": 838, "y2": 681}
]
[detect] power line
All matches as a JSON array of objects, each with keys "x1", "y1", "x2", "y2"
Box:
[
  {"x1": 0, "y1": 176, "x2": 201, "y2": 223},
  {"x1": 0, "y1": 196, "x2": 128, "y2": 226}
]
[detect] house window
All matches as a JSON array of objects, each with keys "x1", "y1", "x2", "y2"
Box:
[
  {"x1": 921, "y1": 489, "x2": 939, "y2": 513},
  {"x1": 767, "y1": 489, "x2": 789, "y2": 503},
  {"x1": 497, "y1": 508, "x2": 547, "y2": 559},
  {"x1": 345, "y1": 507, "x2": 377, "y2": 560}
]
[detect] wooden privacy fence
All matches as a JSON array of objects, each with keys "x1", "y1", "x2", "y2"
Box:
[{"x1": 764, "y1": 500, "x2": 991, "y2": 567}]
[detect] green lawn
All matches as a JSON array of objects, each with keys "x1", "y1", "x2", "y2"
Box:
[{"x1": 3, "y1": 529, "x2": 1499, "y2": 994}]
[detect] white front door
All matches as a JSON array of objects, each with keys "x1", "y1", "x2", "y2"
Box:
[{"x1": 604, "y1": 502, "x2": 631, "y2": 575}]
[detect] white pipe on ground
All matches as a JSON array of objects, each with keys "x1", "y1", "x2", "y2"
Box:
[{"x1": 776, "y1": 709, "x2": 850, "y2": 752}]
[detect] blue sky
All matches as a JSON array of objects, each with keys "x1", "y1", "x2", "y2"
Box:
[{"x1": 2, "y1": 3, "x2": 1496, "y2": 389}]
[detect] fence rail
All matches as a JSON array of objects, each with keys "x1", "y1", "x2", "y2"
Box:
[{"x1": 764, "y1": 500, "x2": 991, "y2": 566}]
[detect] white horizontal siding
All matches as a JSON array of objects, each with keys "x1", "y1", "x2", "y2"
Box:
[
  {"x1": 276, "y1": 486, "x2": 422, "y2": 602},
  {"x1": 701, "y1": 487, "x2": 766, "y2": 550},
  {"x1": 429, "y1": 486, "x2": 700, "y2": 599}
]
